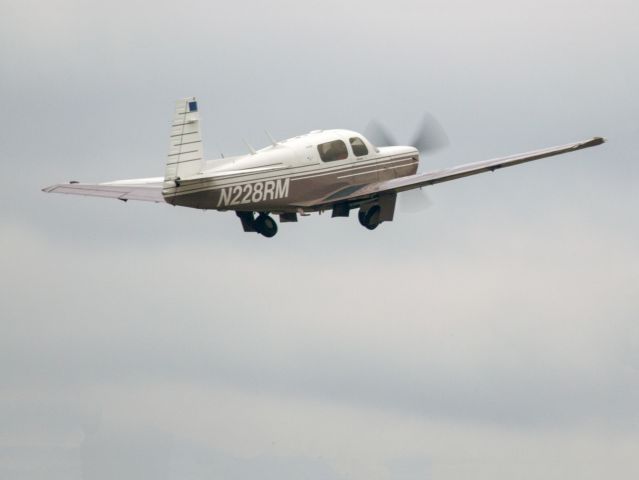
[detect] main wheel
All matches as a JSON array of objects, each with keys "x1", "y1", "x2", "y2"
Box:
[
  {"x1": 359, "y1": 205, "x2": 381, "y2": 230},
  {"x1": 254, "y1": 214, "x2": 278, "y2": 238}
]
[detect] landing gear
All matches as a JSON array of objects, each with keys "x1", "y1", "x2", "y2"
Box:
[
  {"x1": 236, "y1": 212, "x2": 279, "y2": 237},
  {"x1": 254, "y1": 213, "x2": 278, "y2": 238},
  {"x1": 358, "y1": 205, "x2": 381, "y2": 230}
]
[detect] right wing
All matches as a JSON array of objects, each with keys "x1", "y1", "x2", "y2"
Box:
[
  {"x1": 42, "y1": 177, "x2": 165, "y2": 203},
  {"x1": 300, "y1": 137, "x2": 605, "y2": 207}
]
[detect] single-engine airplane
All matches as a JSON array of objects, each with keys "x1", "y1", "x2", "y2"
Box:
[{"x1": 43, "y1": 97, "x2": 605, "y2": 237}]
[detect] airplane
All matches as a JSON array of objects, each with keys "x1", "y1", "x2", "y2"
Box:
[{"x1": 43, "y1": 97, "x2": 606, "y2": 238}]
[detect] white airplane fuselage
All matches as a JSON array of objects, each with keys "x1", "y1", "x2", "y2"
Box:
[{"x1": 162, "y1": 129, "x2": 419, "y2": 213}]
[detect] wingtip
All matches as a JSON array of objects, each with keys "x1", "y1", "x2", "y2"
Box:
[
  {"x1": 578, "y1": 136, "x2": 606, "y2": 149},
  {"x1": 43, "y1": 180, "x2": 81, "y2": 193}
]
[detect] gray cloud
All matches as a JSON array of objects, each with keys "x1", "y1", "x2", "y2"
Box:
[{"x1": 1, "y1": 0, "x2": 638, "y2": 478}]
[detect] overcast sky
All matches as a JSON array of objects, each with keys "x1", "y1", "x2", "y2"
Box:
[{"x1": 1, "y1": 0, "x2": 638, "y2": 478}]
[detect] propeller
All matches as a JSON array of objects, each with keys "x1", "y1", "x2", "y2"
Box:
[
  {"x1": 399, "y1": 187, "x2": 431, "y2": 214},
  {"x1": 410, "y1": 113, "x2": 449, "y2": 153},
  {"x1": 364, "y1": 113, "x2": 450, "y2": 213},
  {"x1": 364, "y1": 119, "x2": 398, "y2": 149},
  {"x1": 364, "y1": 113, "x2": 449, "y2": 154}
]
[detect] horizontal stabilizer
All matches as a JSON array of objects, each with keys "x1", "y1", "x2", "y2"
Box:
[{"x1": 43, "y1": 177, "x2": 165, "y2": 202}]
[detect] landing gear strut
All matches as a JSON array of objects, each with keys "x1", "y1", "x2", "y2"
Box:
[{"x1": 358, "y1": 205, "x2": 381, "y2": 230}]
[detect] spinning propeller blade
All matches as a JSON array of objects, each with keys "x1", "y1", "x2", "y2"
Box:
[
  {"x1": 365, "y1": 113, "x2": 449, "y2": 153},
  {"x1": 365, "y1": 113, "x2": 449, "y2": 212},
  {"x1": 399, "y1": 188, "x2": 432, "y2": 214},
  {"x1": 410, "y1": 113, "x2": 450, "y2": 153},
  {"x1": 364, "y1": 119, "x2": 397, "y2": 147}
]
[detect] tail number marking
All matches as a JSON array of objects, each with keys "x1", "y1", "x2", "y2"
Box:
[{"x1": 218, "y1": 178, "x2": 290, "y2": 207}]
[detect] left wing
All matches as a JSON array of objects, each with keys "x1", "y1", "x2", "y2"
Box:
[
  {"x1": 42, "y1": 177, "x2": 165, "y2": 203},
  {"x1": 299, "y1": 137, "x2": 605, "y2": 208}
]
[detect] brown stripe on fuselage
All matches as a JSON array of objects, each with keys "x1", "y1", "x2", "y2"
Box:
[{"x1": 164, "y1": 155, "x2": 418, "y2": 212}]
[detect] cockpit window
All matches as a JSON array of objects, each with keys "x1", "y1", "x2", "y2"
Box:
[
  {"x1": 349, "y1": 137, "x2": 368, "y2": 157},
  {"x1": 317, "y1": 140, "x2": 348, "y2": 162}
]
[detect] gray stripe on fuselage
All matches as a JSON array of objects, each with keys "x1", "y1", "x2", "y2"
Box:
[
  {"x1": 168, "y1": 154, "x2": 410, "y2": 190},
  {"x1": 337, "y1": 161, "x2": 418, "y2": 179}
]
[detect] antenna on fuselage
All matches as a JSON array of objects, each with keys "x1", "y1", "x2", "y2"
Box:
[
  {"x1": 242, "y1": 138, "x2": 257, "y2": 155},
  {"x1": 265, "y1": 130, "x2": 278, "y2": 147},
  {"x1": 212, "y1": 139, "x2": 224, "y2": 159}
]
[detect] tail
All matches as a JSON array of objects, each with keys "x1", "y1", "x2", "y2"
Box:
[{"x1": 164, "y1": 97, "x2": 204, "y2": 185}]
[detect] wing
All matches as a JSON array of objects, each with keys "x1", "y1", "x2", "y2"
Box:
[
  {"x1": 299, "y1": 137, "x2": 605, "y2": 207},
  {"x1": 42, "y1": 177, "x2": 165, "y2": 203}
]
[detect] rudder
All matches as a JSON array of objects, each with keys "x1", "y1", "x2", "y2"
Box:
[{"x1": 164, "y1": 97, "x2": 204, "y2": 185}]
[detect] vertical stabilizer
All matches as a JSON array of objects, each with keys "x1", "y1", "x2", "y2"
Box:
[{"x1": 164, "y1": 97, "x2": 203, "y2": 185}]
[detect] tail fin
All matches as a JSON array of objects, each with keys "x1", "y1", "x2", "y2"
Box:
[{"x1": 164, "y1": 97, "x2": 204, "y2": 183}]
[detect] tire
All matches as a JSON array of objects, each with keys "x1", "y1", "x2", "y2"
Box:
[
  {"x1": 358, "y1": 209, "x2": 367, "y2": 227},
  {"x1": 361, "y1": 205, "x2": 381, "y2": 230},
  {"x1": 255, "y1": 214, "x2": 278, "y2": 238}
]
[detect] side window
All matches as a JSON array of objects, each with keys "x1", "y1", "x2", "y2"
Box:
[
  {"x1": 350, "y1": 137, "x2": 369, "y2": 157},
  {"x1": 317, "y1": 140, "x2": 349, "y2": 162}
]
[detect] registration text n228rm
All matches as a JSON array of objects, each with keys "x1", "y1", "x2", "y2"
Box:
[{"x1": 217, "y1": 178, "x2": 290, "y2": 207}]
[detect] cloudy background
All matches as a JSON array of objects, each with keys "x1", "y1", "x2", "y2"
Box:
[{"x1": 1, "y1": 0, "x2": 638, "y2": 478}]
